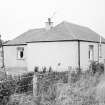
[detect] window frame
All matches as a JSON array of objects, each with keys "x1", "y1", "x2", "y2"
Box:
[
  {"x1": 16, "y1": 47, "x2": 25, "y2": 60},
  {"x1": 88, "y1": 45, "x2": 94, "y2": 61},
  {"x1": 98, "y1": 43, "x2": 102, "y2": 58}
]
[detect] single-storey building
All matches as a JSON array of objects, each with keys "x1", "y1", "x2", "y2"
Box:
[{"x1": 2, "y1": 19, "x2": 105, "y2": 72}]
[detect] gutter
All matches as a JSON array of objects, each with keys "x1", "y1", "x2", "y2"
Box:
[{"x1": 3, "y1": 44, "x2": 27, "y2": 46}]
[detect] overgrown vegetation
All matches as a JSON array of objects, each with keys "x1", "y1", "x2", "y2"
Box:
[
  {"x1": 0, "y1": 61, "x2": 105, "y2": 105},
  {"x1": 0, "y1": 71, "x2": 34, "y2": 105},
  {"x1": 0, "y1": 78, "x2": 16, "y2": 105},
  {"x1": 35, "y1": 70, "x2": 68, "y2": 105},
  {"x1": 33, "y1": 62, "x2": 105, "y2": 105},
  {"x1": 89, "y1": 61, "x2": 104, "y2": 74},
  {"x1": 16, "y1": 71, "x2": 34, "y2": 93}
]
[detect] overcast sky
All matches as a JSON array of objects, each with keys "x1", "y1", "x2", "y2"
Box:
[{"x1": 0, "y1": 0, "x2": 105, "y2": 41}]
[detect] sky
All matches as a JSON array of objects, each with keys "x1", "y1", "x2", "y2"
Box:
[{"x1": 0, "y1": 0, "x2": 105, "y2": 41}]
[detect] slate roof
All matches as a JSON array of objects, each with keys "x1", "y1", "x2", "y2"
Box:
[{"x1": 4, "y1": 21, "x2": 105, "y2": 45}]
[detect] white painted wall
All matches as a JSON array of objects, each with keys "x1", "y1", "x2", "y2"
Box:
[
  {"x1": 27, "y1": 41, "x2": 78, "y2": 71},
  {"x1": 80, "y1": 42, "x2": 98, "y2": 69},
  {"x1": 3, "y1": 41, "x2": 105, "y2": 72},
  {"x1": 3, "y1": 45, "x2": 27, "y2": 68},
  {"x1": 80, "y1": 42, "x2": 105, "y2": 70}
]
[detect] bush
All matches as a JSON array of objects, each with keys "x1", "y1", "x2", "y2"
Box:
[
  {"x1": 89, "y1": 61, "x2": 104, "y2": 75},
  {"x1": 0, "y1": 71, "x2": 34, "y2": 105},
  {"x1": 0, "y1": 79, "x2": 16, "y2": 105},
  {"x1": 16, "y1": 72, "x2": 34, "y2": 93}
]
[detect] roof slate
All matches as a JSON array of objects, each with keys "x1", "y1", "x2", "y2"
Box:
[{"x1": 4, "y1": 21, "x2": 105, "y2": 45}]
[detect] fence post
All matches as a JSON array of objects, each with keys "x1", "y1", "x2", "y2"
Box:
[{"x1": 33, "y1": 67, "x2": 39, "y2": 97}]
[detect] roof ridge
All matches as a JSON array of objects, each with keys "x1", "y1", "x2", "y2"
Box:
[{"x1": 4, "y1": 21, "x2": 105, "y2": 45}]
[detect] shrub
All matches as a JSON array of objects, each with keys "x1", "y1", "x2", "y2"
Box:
[
  {"x1": 16, "y1": 71, "x2": 34, "y2": 93},
  {"x1": 0, "y1": 71, "x2": 34, "y2": 105},
  {"x1": 89, "y1": 61, "x2": 104, "y2": 75},
  {"x1": 0, "y1": 79, "x2": 16, "y2": 105}
]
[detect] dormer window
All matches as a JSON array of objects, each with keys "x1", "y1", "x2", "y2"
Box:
[{"x1": 17, "y1": 47, "x2": 24, "y2": 59}]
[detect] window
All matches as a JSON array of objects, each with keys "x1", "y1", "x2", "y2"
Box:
[
  {"x1": 17, "y1": 47, "x2": 24, "y2": 59},
  {"x1": 99, "y1": 43, "x2": 102, "y2": 58},
  {"x1": 89, "y1": 45, "x2": 94, "y2": 61}
]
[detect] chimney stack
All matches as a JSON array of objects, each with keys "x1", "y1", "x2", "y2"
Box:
[{"x1": 45, "y1": 18, "x2": 53, "y2": 30}]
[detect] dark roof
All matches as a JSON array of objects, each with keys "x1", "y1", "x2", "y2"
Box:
[{"x1": 4, "y1": 21, "x2": 105, "y2": 45}]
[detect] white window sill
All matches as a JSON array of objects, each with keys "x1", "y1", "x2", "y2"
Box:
[{"x1": 16, "y1": 58, "x2": 25, "y2": 60}]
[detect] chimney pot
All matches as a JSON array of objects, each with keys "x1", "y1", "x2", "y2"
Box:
[{"x1": 45, "y1": 18, "x2": 53, "y2": 30}]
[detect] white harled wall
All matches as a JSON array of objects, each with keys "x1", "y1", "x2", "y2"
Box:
[
  {"x1": 27, "y1": 41, "x2": 78, "y2": 71},
  {"x1": 3, "y1": 41, "x2": 105, "y2": 72},
  {"x1": 80, "y1": 42, "x2": 105, "y2": 70},
  {"x1": 80, "y1": 42, "x2": 98, "y2": 69},
  {"x1": 3, "y1": 45, "x2": 27, "y2": 68}
]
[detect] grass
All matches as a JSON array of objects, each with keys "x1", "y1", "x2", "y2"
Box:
[
  {"x1": 9, "y1": 93, "x2": 33, "y2": 105},
  {"x1": 32, "y1": 66, "x2": 104, "y2": 105},
  {"x1": 2, "y1": 62, "x2": 105, "y2": 105}
]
